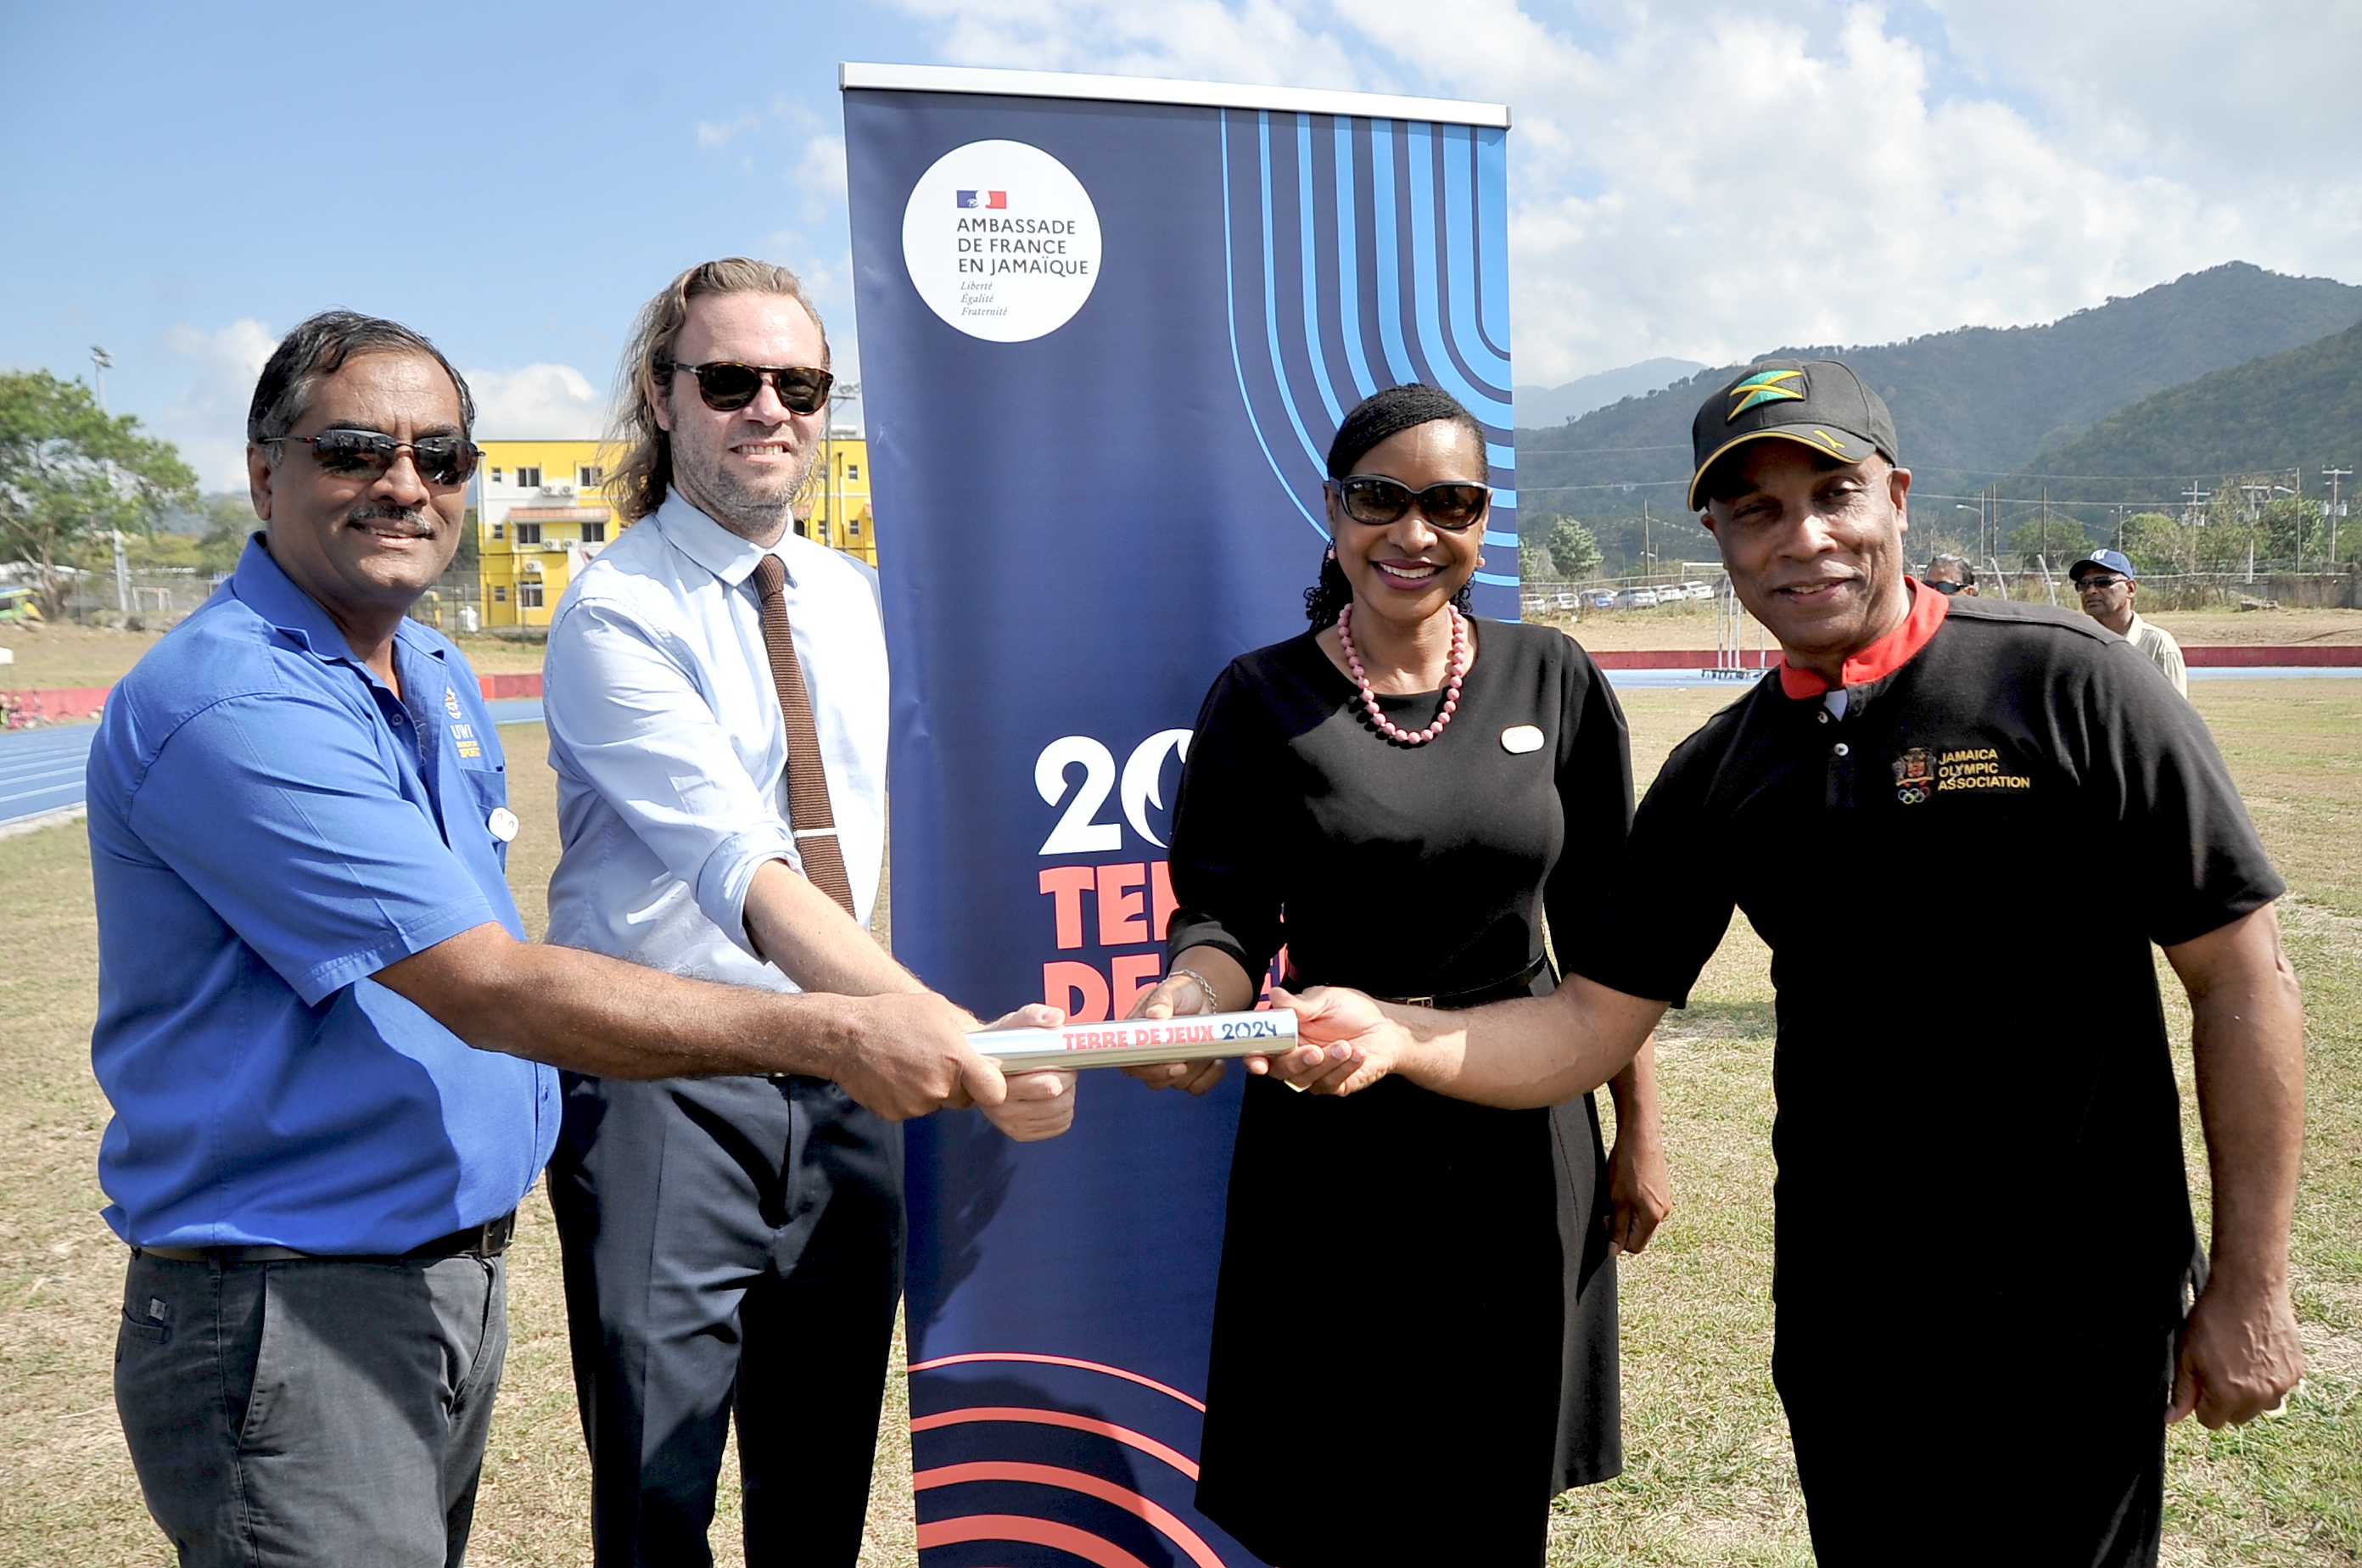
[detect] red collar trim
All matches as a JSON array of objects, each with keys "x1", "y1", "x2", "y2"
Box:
[{"x1": 1777, "y1": 579, "x2": 1949, "y2": 698}]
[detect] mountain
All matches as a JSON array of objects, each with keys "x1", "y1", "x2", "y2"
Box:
[
  {"x1": 2012, "y1": 316, "x2": 2362, "y2": 507},
  {"x1": 1514, "y1": 358, "x2": 1705, "y2": 428},
  {"x1": 1514, "y1": 263, "x2": 2362, "y2": 536}
]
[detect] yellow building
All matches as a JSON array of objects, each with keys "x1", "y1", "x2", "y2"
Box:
[
  {"x1": 794, "y1": 434, "x2": 876, "y2": 568},
  {"x1": 474, "y1": 440, "x2": 618, "y2": 628},
  {"x1": 472, "y1": 435, "x2": 874, "y2": 627}
]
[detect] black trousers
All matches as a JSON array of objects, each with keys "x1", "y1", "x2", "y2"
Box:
[
  {"x1": 547, "y1": 1072, "x2": 903, "y2": 1568},
  {"x1": 1774, "y1": 1309, "x2": 2174, "y2": 1567}
]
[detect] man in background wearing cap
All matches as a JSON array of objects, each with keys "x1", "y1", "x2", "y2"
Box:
[
  {"x1": 2074, "y1": 547, "x2": 2187, "y2": 696},
  {"x1": 1275, "y1": 358, "x2": 2305, "y2": 1565}
]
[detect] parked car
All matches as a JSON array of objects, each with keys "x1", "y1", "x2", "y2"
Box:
[
  {"x1": 1552, "y1": 591, "x2": 1578, "y2": 611},
  {"x1": 1682, "y1": 580, "x2": 1716, "y2": 601},
  {"x1": 1614, "y1": 587, "x2": 1660, "y2": 610},
  {"x1": 1589, "y1": 591, "x2": 1618, "y2": 610},
  {"x1": 1520, "y1": 594, "x2": 1548, "y2": 617}
]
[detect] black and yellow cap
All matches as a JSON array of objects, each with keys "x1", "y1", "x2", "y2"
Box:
[{"x1": 1687, "y1": 358, "x2": 1900, "y2": 511}]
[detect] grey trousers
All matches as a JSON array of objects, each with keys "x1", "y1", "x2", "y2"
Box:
[{"x1": 115, "y1": 1248, "x2": 508, "y2": 1568}]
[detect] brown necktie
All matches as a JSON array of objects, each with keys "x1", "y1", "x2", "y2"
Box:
[{"x1": 751, "y1": 554, "x2": 857, "y2": 920}]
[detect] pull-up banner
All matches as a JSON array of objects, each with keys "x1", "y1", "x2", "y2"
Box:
[{"x1": 843, "y1": 63, "x2": 1515, "y2": 1566}]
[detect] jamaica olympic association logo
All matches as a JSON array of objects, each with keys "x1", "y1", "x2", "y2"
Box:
[{"x1": 1892, "y1": 748, "x2": 1934, "y2": 805}]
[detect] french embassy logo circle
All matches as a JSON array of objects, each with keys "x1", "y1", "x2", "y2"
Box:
[{"x1": 902, "y1": 140, "x2": 1102, "y2": 343}]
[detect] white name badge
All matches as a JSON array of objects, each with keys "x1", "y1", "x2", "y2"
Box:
[
  {"x1": 486, "y1": 807, "x2": 521, "y2": 843},
  {"x1": 1501, "y1": 725, "x2": 1546, "y2": 753},
  {"x1": 973, "y1": 1009, "x2": 1299, "y2": 1071}
]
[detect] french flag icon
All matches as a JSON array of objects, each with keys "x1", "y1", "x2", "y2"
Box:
[{"x1": 955, "y1": 190, "x2": 1008, "y2": 209}]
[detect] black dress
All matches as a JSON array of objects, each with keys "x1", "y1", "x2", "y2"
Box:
[{"x1": 1164, "y1": 620, "x2": 1636, "y2": 1566}]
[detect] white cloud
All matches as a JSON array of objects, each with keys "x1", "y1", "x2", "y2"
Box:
[
  {"x1": 462, "y1": 362, "x2": 609, "y2": 440},
  {"x1": 793, "y1": 133, "x2": 848, "y2": 202},
  {"x1": 159, "y1": 318, "x2": 278, "y2": 492},
  {"x1": 887, "y1": 0, "x2": 2362, "y2": 384}
]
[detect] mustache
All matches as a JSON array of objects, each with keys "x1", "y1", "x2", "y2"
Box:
[{"x1": 344, "y1": 503, "x2": 435, "y2": 535}]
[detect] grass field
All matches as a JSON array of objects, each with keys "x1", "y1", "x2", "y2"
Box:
[{"x1": 3, "y1": 683, "x2": 2356, "y2": 1565}]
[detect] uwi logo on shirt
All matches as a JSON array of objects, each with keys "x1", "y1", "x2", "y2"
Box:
[{"x1": 1892, "y1": 748, "x2": 1934, "y2": 805}]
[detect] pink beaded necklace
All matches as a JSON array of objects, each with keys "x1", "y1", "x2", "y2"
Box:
[{"x1": 1336, "y1": 602, "x2": 1467, "y2": 746}]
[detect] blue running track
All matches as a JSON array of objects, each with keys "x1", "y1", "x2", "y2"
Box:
[{"x1": 0, "y1": 698, "x2": 546, "y2": 832}]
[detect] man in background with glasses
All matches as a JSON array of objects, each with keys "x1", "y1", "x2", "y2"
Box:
[
  {"x1": 2072, "y1": 547, "x2": 2187, "y2": 697},
  {"x1": 539, "y1": 259, "x2": 1075, "y2": 1566},
  {"x1": 1921, "y1": 551, "x2": 1978, "y2": 596},
  {"x1": 86, "y1": 311, "x2": 1049, "y2": 1567}
]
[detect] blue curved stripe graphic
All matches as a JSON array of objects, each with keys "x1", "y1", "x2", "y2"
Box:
[
  {"x1": 1258, "y1": 114, "x2": 1329, "y2": 480},
  {"x1": 1365, "y1": 120, "x2": 1420, "y2": 389},
  {"x1": 1441, "y1": 125, "x2": 1514, "y2": 389},
  {"x1": 1221, "y1": 111, "x2": 1329, "y2": 540},
  {"x1": 1472, "y1": 126, "x2": 1513, "y2": 363},
  {"x1": 1295, "y1": 117, "x2": 1347, "y2": 427},
  {"x1": 1221, "y1": 107, "x2": 1520, "y2": 600},
  {"x1": 1402, "y1": 123, "x2": 1513, "y2": 428},
  {"x1": 1332, "y1": 117, "x2": 1378, "y2": 402}
]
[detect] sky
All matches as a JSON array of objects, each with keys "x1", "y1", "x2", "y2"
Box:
[{"x1": 3, "y1": 0, "x2": 2354, "y2": 491}]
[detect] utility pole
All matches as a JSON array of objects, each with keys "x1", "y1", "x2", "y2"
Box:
[
  {"x1": 113, "y1": 529, "x2": 131, "y2": 615},
  {"x1": 1642, "y1": 499, "x2": 1653, "y2": 581},
  {"x1": 2326, "y1": 467, "x2": 2352, "y2": 567},
  {"x1": 2241, "y1": 482, "x2": 2274, "y2": 581},
  {"x1": 90, "y1": 345, "x2": 112, "y2": 413},
  {"x1": 2182, "y1": 480, "x2": 2209, "y2": 525}
]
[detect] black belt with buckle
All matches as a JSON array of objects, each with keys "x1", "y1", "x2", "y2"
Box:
[
  {"x1": 136, "y1": 1210, "x2": 518, "y2": 1266},
  {"x1": 1289, "y1": 953, "x2": 1553, "y2": 1011}
]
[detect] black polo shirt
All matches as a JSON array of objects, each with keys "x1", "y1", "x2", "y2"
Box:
[{"x1": 1576, "y1": 586, "x2": 2283, "y2": 1336}]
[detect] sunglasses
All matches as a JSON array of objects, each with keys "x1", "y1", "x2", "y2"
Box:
[
  {"x1": 269, "y1": 431, "x2": 481, "y2": 486},
  {"x1": 663, "y1": 360, "x2": 833, "y2": 416},
  {"x1": 1327, "y1": 475, "x2": 1492, "y2": 532},
  {"x1": 2076, "y1": 574, "x2": 2129, "y2": 592},
  {"x1": 1925, "y1": 579, "x2": 1968, "y2": 595}
]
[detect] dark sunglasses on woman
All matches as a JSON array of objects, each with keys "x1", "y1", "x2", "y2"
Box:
[
  {"x1": 1326, "y1": 474, "x2": 1492, "y2": 531},
  {"x1": 266, "y1": 431, "x2": 482, "y2": 487},
  {"x1": 661, "y1": 360, "x2": 834, "y2": 416}
]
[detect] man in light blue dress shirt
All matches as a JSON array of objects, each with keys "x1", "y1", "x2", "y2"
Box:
[
  {"x1": 541, "y1": 259, "x2": 1075, "y2": 1566},
  {"x1": 88, "y1": 311, "x2": 1039, "y2": 1568}
]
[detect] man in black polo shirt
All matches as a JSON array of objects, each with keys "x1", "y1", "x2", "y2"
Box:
[{"x1": 1275, "y1": 360, "x2": 2306, "y2": 1565}]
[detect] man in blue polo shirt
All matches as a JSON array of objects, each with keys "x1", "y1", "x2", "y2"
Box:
[{"x1": 86, "y1": 311, "x2": 1056, "y2": 1568}]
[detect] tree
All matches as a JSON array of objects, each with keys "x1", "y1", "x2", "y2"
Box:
[
  {"x1": 0, "y1": 372, "x2": 197, "y2": 615},
  {"x1": 2119, "y1": 512, "x2": 2189, "y2": 576},
  {"x1": 2007, "y1": 508, "x2": 2094, "y2": 568},
  {"x1": 1548, "y1": 515, "x2": 1602, "y2": 580},
  {"x1": 197, "y1": 492, "x2": 256, "y2": 573}
]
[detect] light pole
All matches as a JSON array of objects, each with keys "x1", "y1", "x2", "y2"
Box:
[
  {"x1": 90, "y1": 345, "x2": 113, "y2": 413},
  {"x1": 2326, "y1": 467, "x2": 2351, "y2": 568}
]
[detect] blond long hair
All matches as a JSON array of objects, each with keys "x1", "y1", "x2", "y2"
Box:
[{"x1": 605, "y1": 258, "x2": 831, "y2": 523}]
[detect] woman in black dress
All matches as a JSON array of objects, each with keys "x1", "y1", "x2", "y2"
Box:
[{"x1": 1128, "y1": 384, "x2": 1669, "y2": 1565}]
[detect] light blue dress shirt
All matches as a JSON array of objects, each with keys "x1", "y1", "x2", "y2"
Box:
[
  {"x1": 543, "y1": 493, "x2": 887, "y2": 989},
  {"x1": 85, "y1": 536, "x2": 557, "y2": 1252}
]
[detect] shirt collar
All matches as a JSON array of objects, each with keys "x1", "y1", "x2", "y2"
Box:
[
  {"x1": 652, "y1": 489, "x2": 797, "y2": 591},
  {"x1": 1777, "y1": 577, "x2": 1949, "y2": 699},
  {"x1": 230, "y1": 533, "x2": 447, "y2": 678}
]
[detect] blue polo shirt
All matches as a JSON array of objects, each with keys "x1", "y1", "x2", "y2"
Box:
[{"x1": 87, "y1": 536, "x2": 558, "y2": 1253}]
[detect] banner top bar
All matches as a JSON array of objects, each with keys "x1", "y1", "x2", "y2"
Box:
[{"x1": 839, "y1": 62, "x2": 1510, "y2": 129}]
